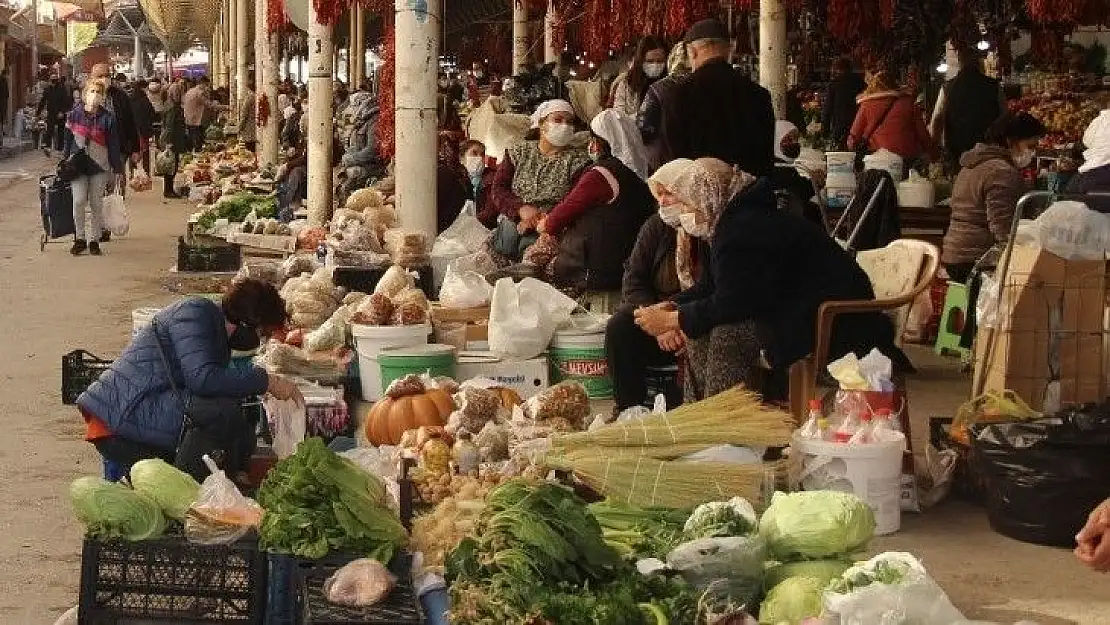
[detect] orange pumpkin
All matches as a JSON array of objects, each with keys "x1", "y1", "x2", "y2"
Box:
[
  {"x1": 494, "y1": 386, "x2": 523, "y2": 409},
  {"x1": 365, "y1": 386, "x2": 455, "y2": 446}
]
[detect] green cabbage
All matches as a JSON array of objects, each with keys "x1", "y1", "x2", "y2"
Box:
[
  {"x1": 758, "y1": 576, "x2": 826, "y2": 625},
  {"x1": 129, "y1": 459, "x2": 200, "y2": 521},
  {"x1": 70, "y1": 477, "x2": 166, "y2": 541},
  {"x1": 765, "y1": 559, "x2": 851, "y2": 592},
  {"x1": 759, "y1": 491, "x2": 875, "y2": 560}
]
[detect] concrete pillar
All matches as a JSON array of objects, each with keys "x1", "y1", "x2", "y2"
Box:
[
  {"x1": 512, "y1": 0, "x2": 529, "y2": 75},
  {"x1": 236, "y1": 0, "x2": 249, "y2": 117},
  {"x1": 228, "y1": 0, "x2": 238, "y2": 103},
  {"x1": 394, "y1": 0, "x2": 440, "y2": 236},
  {"x1": 543, "y1": 0, "x2": 557, "y2": 64},
  {"x1": 306, "y1": 17, "x2": 334, "y2": 225},
  {"x1": 133, "y1": 36, "x2": 143, "y2": 78},
  {"x1": 354, "y1": 5, "x2": 364, "y2": 84},
  {"x1": 211, "y1": 31, "x2": 221, "y2": 86},
  {"x1": 758, "y1": 0, "x2": 787, "y2": 119},
  {"x1": 257, "y1": 1, "x2": 279, "y2": 167}
]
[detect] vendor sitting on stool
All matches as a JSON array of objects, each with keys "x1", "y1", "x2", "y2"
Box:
[{"x1": 77, "y1": 279, "x2": 304, "y2": 481}]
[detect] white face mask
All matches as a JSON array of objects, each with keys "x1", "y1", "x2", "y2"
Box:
[
  {"x1": 679, "y1": 212, "x2": 709, "y2": 238},
  {"x1": 544, "y1": 123, "x2": 575, "y2": 148},
  {"x1": 643, "y1": 62, "x2": 666, "y2": 79},
  {"x1": 84, "y1": 92, "x2": 105, "y2": 110},
  {"x1": 1013, "y1": 148, "x2": 1035, "y2": 169},
  {"x1": 658, "y1": 204, "x2": 683, "y2": 227},
  {"x1": 464, "y1": 155, "x2": 485, "y2": 176}
]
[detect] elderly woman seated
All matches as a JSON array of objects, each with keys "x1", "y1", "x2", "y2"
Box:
[
  {"x1": 634, "y1": 158, "x2": 906, "y2": 401},
  {"x1": 521, "y1": 110, "x2": 654, "y2": 306}
]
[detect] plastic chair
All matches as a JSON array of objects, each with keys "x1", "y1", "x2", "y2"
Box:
[{"x1": 788, "y1": 239, "x2": 941, "y2": 421}]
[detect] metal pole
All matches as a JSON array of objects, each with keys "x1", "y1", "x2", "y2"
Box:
[{"x1": 394, "y1": 0, "x2": 441, "y2": 236}]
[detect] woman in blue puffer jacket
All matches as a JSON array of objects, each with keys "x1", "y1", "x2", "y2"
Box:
[{"x1": 78, "y1": 279, "x2": 303, "y2": 478}]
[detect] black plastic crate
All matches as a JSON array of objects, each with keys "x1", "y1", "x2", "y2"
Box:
[
  {"x1": 179, "y1": 236, "x2": 243, "y2": 273},
  {"x1": 79, "y1": 535, "x2": 268, "y2": 624},
  {"x1": 302, "y1": 553, "x2": 422, "y2": 625},
  {"x1": 332, "y1": 266, "x2": 434, "y2": 300},
  {"x1": 62, "y1": 350, "x2": 113, "y2": 405}
]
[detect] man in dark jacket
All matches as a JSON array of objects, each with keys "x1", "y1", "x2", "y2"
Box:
[
  {"x1": 130, "y1": 79, "x2": 157, "y2": 175},
  {"x1": 930, "y1": 47, "x2": 1005, "y2": 171},
  {"x1": 36, "y1": 73, "x2": 71, "y2": 155},
  {"x1": 639, "y1": 43, "x2": 690, "y2": 173},
  {"x1": 659, "y1": 19, "x2": 775, "y2": 177},
  {"x1": 822, "y1": 57, "x2": 865, "y2": 150}
]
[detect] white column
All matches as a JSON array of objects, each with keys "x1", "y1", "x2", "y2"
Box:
[
  {"x1": 211, "y1": 32, "x2": 221, "y2": 86},
  {"x1": 354, "y1": 5, "x2": 364, "y2": 84},
  {"x1": 512, "y1": 0, "x2": 529, "y2": 75},
  {"x1": 236, "y1": 0, "x2": 249, "y2": 116},
  {"x1": 133, "y1": 36, "x2": 144, "y2": 78},
  {"x1": 257, "y1": 2, "x2": 279, "y2": 166},
  {"x1": 306, "y1": 17, "x2": 334, "y2": 225},
  {"x1": 543, "y1": 0, "x2": 557, "y2": 64},
  {"x1": 228, "y1": 0, "x2": 238, "y2": 102},
  {"x1": 758, "y1": 0, "x2": 787, "y2": 119},
  {"x1": 395, "y1": 0, "x2": 441, "y2": 236}
]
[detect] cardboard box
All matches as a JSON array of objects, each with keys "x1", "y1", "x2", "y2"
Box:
[
  {"x1": 974, "y1": 245, "x2": 1106, "y2": 411},
  {"x1": 456, "y1": 352, "x2": 549, "y2": 398}
]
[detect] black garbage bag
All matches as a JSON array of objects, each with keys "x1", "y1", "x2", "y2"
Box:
[{"x1": 972, "y1": 403, "x2": 1110, "y2": 547}]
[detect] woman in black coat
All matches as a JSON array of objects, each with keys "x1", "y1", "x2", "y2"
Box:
[{"x1": 158, "y1": 84, "x2": 190, "y2": 198}]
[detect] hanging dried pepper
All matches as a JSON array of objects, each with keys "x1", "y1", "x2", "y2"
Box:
[
  {"x1": 257, "y1": 93, "x2": 270, "y2": 128},
  {"x1": 1027, "y1": 0, "x2": 1082, "y2": 26},
  {"x1": 266, "y1": 0, "x2": 288, "y2": 35},
  {"x1": 586, "y1": 0, "x2": 608, "y2": 60},
  {"x1": 646, "y1": 0, "x2": 665, "y2": 38},
  {"x1": 879, "y1": 0, "x2": 895, "y2": 29},
  {"x1": 377, "y1": 31, "x2": 396, "y2": 159},
  {"x1": 610, "y1": 0, "x2": 631, "y2": 51},
  {"x1": 313, "y1": 0, "x2": 348, "y2": 26},
  {"x1": 631, "y1": 0, "x2": 648, "y2": 37},
  {"x1": 733, "y1": 0, "x2": 756, "y2": 10}
]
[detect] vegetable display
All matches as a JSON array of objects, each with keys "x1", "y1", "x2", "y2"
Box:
[
  {"x1": 196, "y1": 192, "x2": 277, "y2": 230},
  {"x1": 70, "y1": 477, "x2": 166, "y2": 541},
  {"x1": 128, "y1": 459, "x2": 200, "y2": 521},
  {"x1": 764, "y1": 559, "x2": 852, "y2": 593},
  {"x1": 758, "y1": 576, "x2": 826, "y2": 625},
  {"x1": 758, "y1": 491, "x2": 876, "y2": 560},
  {"x1": 588, "y1": 500, "x2": 690, "y2": 560},
  {"x1": 683, "y1": 497, "x2": 758, "y2": 541},
  {"x1": 257, "y1": 438, "x2": 408, "y2": 561},
  {"x1": 365, "y1": 375, "x2": 455, "y2": 446}
]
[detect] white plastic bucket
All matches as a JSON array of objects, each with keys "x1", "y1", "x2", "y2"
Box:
[
  {"x1": 826, "y1": 151, "x2": 855, "y2": 176},
  {"x1": 863, "y1": 149, "x2": 905, "y2": 182},
  {"x1": 792, "y1": 432, "x2": 907, "y2": 535},
  {"x1": 826, "y1": 172, "x2": 857, "y2": 209},
  {"x1": 131, "y1": 307, "x2": 161, "y2": 337},
  {"x1": 352, "y1": 323, "x2": 431, "y2": 400}
]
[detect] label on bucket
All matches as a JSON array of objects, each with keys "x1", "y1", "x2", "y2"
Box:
[{"x1": 549, "y1": 349, "x2": 612, "y2": 399}]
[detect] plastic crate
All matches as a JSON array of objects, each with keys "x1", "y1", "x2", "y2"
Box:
[
  {"x1": 79, "y1": 535, "x2": 267, "y2": 624},
  {"x1": 62, "y1": 350, "x2": 112, "y2": 405},
  {"x1": 304, "y1": 553, "x2": 422, "y2": 625},
  {"x1": 179, "y1": 236, "x2": 243, "y2": 272}
]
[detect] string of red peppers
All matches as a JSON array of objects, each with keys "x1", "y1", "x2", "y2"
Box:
[
  {"x1": 610, "y1": 0, "x2": 631, "y2": 52},
  {"x1": 585, "y1": 0, "x2": 608, "y2": 60},
  {"x1": 257, "y1": 94, "x2": 270, "y2": 128},
  {"x1": 313, "y1": 0, "x2": 348, "y2": 25},
  {"x1": 376, "y1": 31, "x2": 396, "y2": 159},
  {"x1": 266, "y1": 0, "x2": 288, "y2": 35}
]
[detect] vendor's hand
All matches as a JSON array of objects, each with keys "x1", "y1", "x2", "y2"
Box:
[
  {"x1": 657, "y1": 329, "x2": 686, "y2": 353},
  {"x1": 1076, "y1": 499, "x2": 1110, "y2": 570},
  {"x1": 634, "y1": 306, "x2": 679, "y2": 337},
  {"x1": 267, "y1": 374, "x2": 305, "y2": 405},
  {"x1": 536, "y1": 214, "x2": 548, "y2": 234},
  {"x1": 518, "y1": 204, "x2": 539, "y2": 223}
]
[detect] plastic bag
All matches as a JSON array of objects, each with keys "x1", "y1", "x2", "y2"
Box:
[
  {"x1": 263, "y1": 396, "x2": 307, "y2": 458},
  {"x1": 951, "y1": 390, "x2": 1039, "y2": 446},
  {"x1": 375, "y1": 264, "x2": 415, "y2": 297},
  {"x1": 102, "y1": 192, "x2": 130, "y2": 236},
  {"x1": 971, "y1": 404, "x2": 1110, "y2": 546},
  {"x1": 666, "y1": 536, "x2": 766, "y2": 610},
  {"x1": 432, "y1": 201, "x2": 491, "y2": 256},
  {"x1": 1015, "y1": 200, "x2": 1110, "y2": 260},
  {"x1": 129, "y1": 167, "x2": 153, "y2": 192},
  {"x1": 824, "y1": 552, "x2": 965, "y2": 625},
  {"x1": 185, "y1": 456, "x2": 264, "y2": 545},
  {"x1": 154, "y1": 149, "x2": 176, "y2": 176},
  {"x1": 439, "y1": 262, "x2": 493, "y2": 309},
  {"x1": 322, "y1": 558, "x2": 396, "y2": 607},
  {"x1": 975, "y1": 271, "x2": 1001, "y2": 330},
  {"x1": 488, "y1": 277, "x2": 579, "y2": 360},
  {"x1": 304, "y1": 307, "x2": 351, "y2": 352}
]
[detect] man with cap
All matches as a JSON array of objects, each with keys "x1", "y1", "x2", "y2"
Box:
[{"x1": 659, "y1": 19, "x2": 775, "y2": 177}]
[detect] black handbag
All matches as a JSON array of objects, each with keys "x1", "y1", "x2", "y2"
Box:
[
  {"x1": 57, "y1": 149, "x2": 101, "y2": 182},
  {"x1": 151, "y1": 320, "x2": 251, "y2": 481}
]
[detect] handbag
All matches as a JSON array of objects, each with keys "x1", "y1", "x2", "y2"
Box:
[
  {"x1": 154, "y1": 147, "x2": 176, "y2": 176},
  {"x1": 151, "y1": 319, "x2": 252, "y2": 481},
  {"x1": 56, "y1": 149, "x2": 101, "y2": 183},
  {"x1": 853, "y1": 98, "x2": 898, "y2": 171}
]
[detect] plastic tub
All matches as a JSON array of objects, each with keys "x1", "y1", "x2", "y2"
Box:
[
  {"x1": 826, "y1": 172, "x2": 857, "y2": 209},
  {"x1": 863, "y1": 149, "x2": 905, "y2": 182},
  {"x1": 826, "y1": 151, "x2": 856, "y2": 176},
  {"x1": 352, "y1": 323, "x2": 431, "y2": 401},
  {"x1": 378, "y1": 344, "x2": 457, "y2": 391},
  {"x1": 131, "y1": 307, "x2": 160, "y2": 337},
  {"x1": 550, "y1": 329, "x2": 611, "y2": 398},
  {"x1": 792, "y1": 432, "x2": 907, "y2": 535}
]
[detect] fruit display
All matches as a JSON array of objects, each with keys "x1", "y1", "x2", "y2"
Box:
[{"x1": 1010, "y1": 90, "x2": 1109, "y2": 147}]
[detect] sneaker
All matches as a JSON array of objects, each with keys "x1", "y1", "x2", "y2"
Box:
[
  {"x1": 70, "y1": 240, "x2": 87, "y2": 255},
  {"x1": 89, "y1": 242, "x2": 102, "y2": 256},
  {"x1": 99, "y1": 230, "x2": 111, "y2": 243}
]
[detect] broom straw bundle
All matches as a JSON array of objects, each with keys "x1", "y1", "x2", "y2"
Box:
[{"x1": 551, "y1": 387, "x2": 795, "y2": 452}]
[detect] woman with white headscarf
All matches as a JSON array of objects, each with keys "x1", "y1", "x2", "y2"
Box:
[
  {"x1": 1065, "y1": 110, "x2": 1110, "y2": 213},
  {"x1": 489, "y1": 99, "x2": 592, "y2": 262},
  {"x1": 635, "y1": 157, "x2": 903, "y2": 401},
  {"x1": 522, "y1": 109, "x2": 655, "y2": 303}
]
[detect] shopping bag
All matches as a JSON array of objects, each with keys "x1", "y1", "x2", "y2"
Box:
[
  {"x1": 129, "y1": 166, "x2": 153, "y2": 192},
  {"x1": 154, "y1": 148, "x2": 175, "y2": 176},
  {"x1": 102, "y1": 191, "x2": 130, "y2": 236},
  {"x1": 439, "y1": 261, "x2": 493, "y2": 309},
  {"x1": 488, "y1": 277, "x2": 578, "y2": 360}
]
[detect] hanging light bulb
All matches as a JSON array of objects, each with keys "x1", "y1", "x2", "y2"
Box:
[
  {"x1": 977, "y1": 40, "x2": 990, "y2": 51},
  {"x1": 936, "y1": 62, "x2": 949, "y2": 74}
]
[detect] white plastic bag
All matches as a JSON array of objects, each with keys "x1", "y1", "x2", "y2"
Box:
[
  {"x1": 488, "y1": 277, "x2": 579, "y2": 360},
  {"x1": 439, "y1": 261, "x2": 493, "y2": 309},
  {"x1": 666, "y1": 536, "x2": 766, "y2": 608},
  {"x1": 102, "y1": 192, "x2": 130, "y2": 236},
  {"x1": 263, "y1": 396, "x2": 307, "y2": 459},
  {"x1": 824, "y1": 552, "x2": 965, "y2": 625},
  {"x1": 322, "y1": 558, "x2": 396, "y2": 607},
  {"x1": 185, "y1": 456, "x2": 264, "y2": 545},
  {"x1": 1016, "y1": 200, "x2": 1110, "y2": 260},
  {"x1": 432, "y1": 201, "x2": 491, "y2": 256}
]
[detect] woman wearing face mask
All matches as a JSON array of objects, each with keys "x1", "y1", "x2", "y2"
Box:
[
  {"x1": 524, "y1": 109, "x2": 654, "y2": 305},
  {"x1": 77, "y1": 280, "x2": 304, "y2": 481},
  {"x1": 460, "y1": 140, "x2": 499, "y2": 227},
  {"x1": 770, "y1": 120, "x2": 826, "y2": 228},
  {"x1": 610, "y1": 36, "x2": 668, "y2": 118},
  {"x1": 1065, "y1": 110, "x2": 1110, "y2": 214},
  {"x1": 605, "y1": 158, "x2": 696, "y2": 412},
  {"x1": 436, "y1": 132, "x2": 472, "y2": 233},
  {"x1": 942, "y1": 112, "x2": 1045, "y2": 283},
  {"x1": 65, "y1": 79, "x2": 122, "y2": 256},
  {"x1": 488, "y1": 99, "x2": 592, "y2": 262},
  {"x1": 635, "y1": 158, "x2": 903, "y2": 401}
]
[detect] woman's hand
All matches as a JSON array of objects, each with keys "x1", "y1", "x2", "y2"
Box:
[
  {"x1": 267, "y1": 374, "x2": 305, "y2": 405},
  {"x1": 536, "y1": 214, "x2": 548, "y2": 234},
  {"x1": 657, "y1": 329, "x2": 686, "y2": 353},
  {"x1": 634, "y1": 306, "x2": 680, "y2": 337},
  {"x1": 518, "y1": 204, "x2": 539, "y2": 223},
  {"x1": 1076, "y1": 498, "x2": 1110, "y2": 571}
]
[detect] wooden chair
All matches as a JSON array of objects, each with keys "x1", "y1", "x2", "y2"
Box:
[{"x1": 788, "y1": 239, "x2": 942, "y2": 421}]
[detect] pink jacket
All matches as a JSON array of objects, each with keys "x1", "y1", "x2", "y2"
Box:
[{"x1": 847, "y1": 90, "x2": 936, "y2": 161}]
